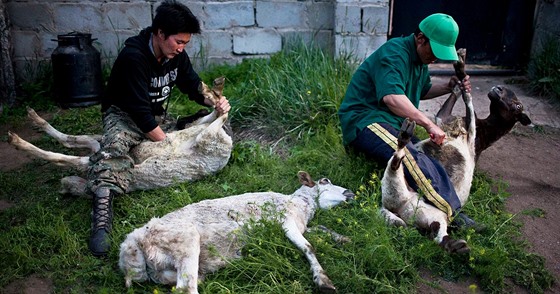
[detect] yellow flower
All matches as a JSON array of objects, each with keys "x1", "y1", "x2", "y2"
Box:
[{"x1": 306, "y1": 90, "x2": 311, "y2": 95}]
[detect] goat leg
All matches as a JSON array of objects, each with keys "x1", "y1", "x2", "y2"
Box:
[
  {"x1": 27, "y1": 107, "x2": 101, "y2": 153},
  {"x1": 283, "y1": 219, "x2": 336, "y2": 293},
  {"x1": 435, "y1": 48, "x2": 468, "y2": 126},
  {"x1": 453, "y1": 49, "x2": 476, "y2": 141},
  {"x1": 307, "y1": 225, "x2": 351, "y2": 244},
  {"x1": 439, "y1": 236, "x2": 470, "y2": 254},
  {"x1": 7, "y1": 131, "x2": 90, "y2": 172}
]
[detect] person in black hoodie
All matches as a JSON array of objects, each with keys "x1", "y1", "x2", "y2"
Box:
[{"x1": 86, "y1": 0, "x2": 230, "y2": 257}]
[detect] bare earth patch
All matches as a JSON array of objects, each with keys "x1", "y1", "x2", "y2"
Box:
[{"x1": 1, "y1": 274, "x2": 54, "y2": 294}]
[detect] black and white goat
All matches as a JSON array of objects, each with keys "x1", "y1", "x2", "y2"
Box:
[{"x1": 379, "y1": 49, "x2": 532, "y2": 253}]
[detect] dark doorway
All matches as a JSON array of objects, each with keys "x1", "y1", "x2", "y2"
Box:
[{"x1": 390, "y1": 0, "x2": 536, "y2": 68}]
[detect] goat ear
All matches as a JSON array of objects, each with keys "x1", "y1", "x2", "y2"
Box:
[
  {"x1": 297, "y1": 171, "x2": 315, "y2": 187},
  {"x1": 518, "y1": 113, "x2": 531, "y2": 126},
  {"x1": 212, "y1": 77, "x2": 225, "y2": 96}
]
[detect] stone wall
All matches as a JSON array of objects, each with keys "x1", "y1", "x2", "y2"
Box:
[{"x1": 6, "y1": 0, "x2": 390, "y2": 81}]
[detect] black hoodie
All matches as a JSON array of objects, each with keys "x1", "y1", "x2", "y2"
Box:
[{"x1": 102, "y1": 27, "x2": 206, "y2": 133}]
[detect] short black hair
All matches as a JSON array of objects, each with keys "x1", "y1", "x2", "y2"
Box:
[
  {"x1": 415, "y1": 27, "x2": 429, "y2": 41},
  {"x1": 152, "y1": 0, "x2": 201, "y2": 37}
]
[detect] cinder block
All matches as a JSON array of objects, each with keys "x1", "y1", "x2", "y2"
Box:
[
  {"x1": 187, "y1": 31, "x2": 233, "y2": 58},
  {"x1": 94, "y1": 30, "x2": 139, "y2": 59},
  {"x1": 233, "y1": 28, "x2": 281, "y2": 54},
  {"x1": 53, "y1": 3, "x2": 104, "y2": 33},
  {"x1": 362, "y1": 5, "x2": 389, "y2": 35},
  {"x1": 205, "y1": 2, "x2": 254, "y2": 30},
  {"x1": 11, "y1": 31, "x2": 40, "y2": 58},
  {"x1": 335, "y1": 34, "x2": 386, "y2": 61},
  {"x1": 307, "y1": 2, "x2": 335, "y2": 30},
  {"x1": 282, "y1": 30, "x2": 335, "y2": 55},
  {"x1": 335, "y1": 4, "x2": 361, "y2": 34},
  {"x1": 41, "y1": 32, "x2": 61, "y2": 57},
  {"x1": 101, "y1": 2, "x2": 152, "y2": 31},
  {"x1": 359, "y1": 0, "x2": 390, "y2": 4},
  {"x1": 256, "y1": 1, "x2": 306, "y2": 28},
  {"x1": 7, "y1": 2, "x2": 54, "y2": 31}
]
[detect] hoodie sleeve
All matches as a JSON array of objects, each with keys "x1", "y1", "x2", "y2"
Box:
[
  {"x1": 104, "y1": 48, "x2": 159, "y2": 133},
  {"x1": 175, "y1": 54, "x2": 207, "y2": 106}
]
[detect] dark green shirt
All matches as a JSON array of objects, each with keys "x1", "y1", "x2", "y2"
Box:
[{"x1": 338, "y1": 34, "x2": 432, "y2": 145}]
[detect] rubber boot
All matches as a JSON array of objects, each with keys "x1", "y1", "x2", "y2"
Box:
[
  {"x1": 451, "y1": 212, "x2": 486, "y2": 232},
  {"x1": 88, "y1": 187, "x2": 115, "y2": 257}
]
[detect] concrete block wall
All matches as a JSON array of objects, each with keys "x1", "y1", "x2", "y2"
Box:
[
  {"x1": 335, "y1": 0, "x2": 389, "y2": 60},
  {"x1": 6, "y1": 0, "x2": 390, "y2": 81}
]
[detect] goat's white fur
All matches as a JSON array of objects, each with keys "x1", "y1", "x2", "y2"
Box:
[
  {"x1": 7, "y1": 78, "x2": 232, "y2": 197},
  {"x1": 118, "y1": 171, "x2": 354, "y2": 293}
]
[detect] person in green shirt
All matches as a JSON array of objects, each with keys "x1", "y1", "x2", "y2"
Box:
[{"x1": 338, "y1": 13, "x2": 479, "y2": 229}]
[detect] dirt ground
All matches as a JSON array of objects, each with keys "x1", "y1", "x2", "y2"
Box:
[{"x1": 1, "y1": 75, "x2": 559, "y2": 293}]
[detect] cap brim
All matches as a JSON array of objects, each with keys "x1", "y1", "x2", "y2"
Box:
[{"x1": 430, "y1": 40, "x2": 458, "y2": 61}]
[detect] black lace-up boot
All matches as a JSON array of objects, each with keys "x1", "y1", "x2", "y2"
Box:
[{"x1": 88, "y1": 187, "x2": 115, "y2": 257}]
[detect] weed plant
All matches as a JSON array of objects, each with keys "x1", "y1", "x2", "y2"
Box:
[
  {"x1": 0, "y1": 44, "x2": 554, "y2": 293},
  {"x1": 527, "y1": 38, "x2": 560, "y2": 103}
]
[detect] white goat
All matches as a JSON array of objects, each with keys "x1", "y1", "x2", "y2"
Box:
[
  {"x1": 118, "y1": 171, "x2": 355, "y2": 293},
  {"x1": 7, "y1": 77, "x2": 232, "y2": 196},
  {"x1": 380, "y1": 49, "x2": 476, "y2": 253}
]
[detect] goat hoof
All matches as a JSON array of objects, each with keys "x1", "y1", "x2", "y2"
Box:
[
  {"x1": 449, "y1": 239, "x2": 469, "y2": 254},
  {"x1": 319, "y1": 283, "x2": 337, "y2": 294},
  {"x1": 440, "y1": 237, "x2": 470, "y2": 254},
  {"x1": 398, "y1": 118, "x2": 416, "y2": 147}
]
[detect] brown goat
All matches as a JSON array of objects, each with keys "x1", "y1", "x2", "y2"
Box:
[{"x1": 435, "y1": 85, "x2": 532, "y2": 161}]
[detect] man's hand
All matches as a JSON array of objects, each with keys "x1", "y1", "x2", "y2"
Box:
[
  {"x1": 146, "y1": 125, "x2": 166, "y2": 141},
  {"x1": 449, "y1": 75, "x2": 471, "y2": 93},
  {"x1": 426, "y1": 123, "x2": 446, "y2": 145},
  {"x1": 215, "y1": 96, "x2": 231, "y2": 115}
]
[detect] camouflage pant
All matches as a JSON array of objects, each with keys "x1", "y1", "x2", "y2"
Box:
[{"x1": 86, "y1": 106, "x2": 147, "y2": 195}]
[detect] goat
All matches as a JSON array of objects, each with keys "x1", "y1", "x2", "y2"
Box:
[
  {"x1": 436, "y1": 85, "x2": 532, "y2": 161},
  {"x1": 118, "y1": 171, "x2": 355, "y2": 294},
  {"x1": 379, "y1": 49, "x2": 532, "y2": 253},
  {"x1": 380, "y1": 49, "x2": 476, "y2": 253},
  {"x1": 7, "y1": 77, "x2": 232, "y2": 196},
  {"x1": 380, "y1": 87, "x2": 475, "y2": 254}
]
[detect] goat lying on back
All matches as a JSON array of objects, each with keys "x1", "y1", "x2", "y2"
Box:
[
  {"x1": 380, "y1": 49, "x2": 532, "y2": 253},
  {"x1": 381, "y1": 82, "x2": 476, "y2": 254},
  {"x1": 119, "y1": 171, "x2": 355, "y2": 294},
  {"x1": 436, "y1": 85, "x2": 532, "y2": 161},
  {"x1": 7, "y1": 77, "x2": 232, "y2": 196}
]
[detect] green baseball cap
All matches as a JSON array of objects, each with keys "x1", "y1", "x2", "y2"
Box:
[{"x1": 419, "y1": 13, "x2": 459, "y2": 61}]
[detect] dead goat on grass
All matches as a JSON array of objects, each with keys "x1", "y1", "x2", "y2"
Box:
[{"x1": 119, "y1": 171, "x2": 354, "y2": 294}]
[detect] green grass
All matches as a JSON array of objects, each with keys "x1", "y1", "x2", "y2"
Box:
[
  {"x1": 0, "y1": 44, "x2": 555, "y2": 293},
  {"x1": 527, "y1": 37, "x2": 560, "y2": 103}
]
